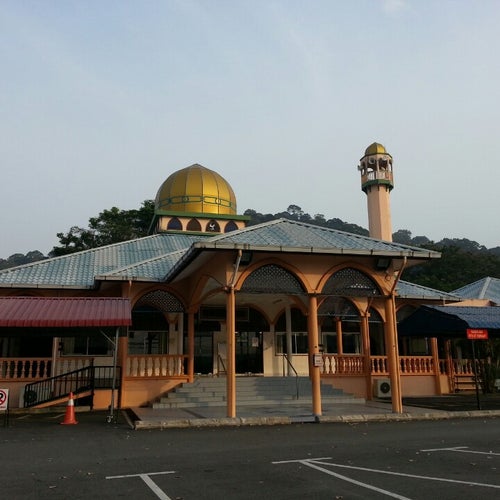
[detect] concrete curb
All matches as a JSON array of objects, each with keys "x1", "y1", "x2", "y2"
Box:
[{"x1": 131, "y1": 409, "x2": 500, "y2": 430}]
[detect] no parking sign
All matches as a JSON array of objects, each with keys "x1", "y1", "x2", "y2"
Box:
[{"x1": 0, "y1": 388, "x2": 9, "y2": 411}]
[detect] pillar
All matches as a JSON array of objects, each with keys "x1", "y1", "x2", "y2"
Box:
[
  {"x1": 308, "y1": 295, "x2": 322, "y2": 417},
  {"x1": 226, "y1": 286, "x2": 236, "y2": 418},
  {"x1": 384, "y1": 295, "x2": 403, "y2": 413},
  {"x1": 360, "y1": 312, "x2": 372, "y2": 400},
  {"x1": 187, "y1": 311, "x2": 195, "y2": 383}
]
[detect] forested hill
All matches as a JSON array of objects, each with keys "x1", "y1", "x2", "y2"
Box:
[{"x1": 1, "y1": 203, "x2": 499, "y2": 291}]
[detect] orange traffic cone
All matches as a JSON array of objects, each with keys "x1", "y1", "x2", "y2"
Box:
[{"x1": 60, "y1": 392, "x2": 78, "y2": 425}]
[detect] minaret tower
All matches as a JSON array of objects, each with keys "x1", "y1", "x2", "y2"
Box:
[{"x1": 358, "y1": 142, "x2": 394, "y2": 241}]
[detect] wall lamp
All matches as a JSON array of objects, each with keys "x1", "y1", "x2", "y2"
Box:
[{"x1": 375, "y1": 257, "x2": 392, "y2": 270}]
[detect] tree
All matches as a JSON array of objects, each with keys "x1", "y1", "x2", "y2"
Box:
[
  {"x1": 403, "y1": 244, "x2": 500, "y2": 291},
  {"x1": 0, "y1": 251, "x2": 46, "y2": 270},
  {"x1": 51, "y1": 200, "x2": 155, "y2": 256}
]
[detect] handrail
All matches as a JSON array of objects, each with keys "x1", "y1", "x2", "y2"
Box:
[
  {"x1": 23, "y1": 365, "x2": 121, "y2": 408},
  {"x1": 217, "y1": 354, "x2": 227, "y2": 375},
  {"x1": 282, "y1": 353, "x2": 299, "y2": 399}
]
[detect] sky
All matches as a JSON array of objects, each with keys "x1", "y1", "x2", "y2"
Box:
[{"x1": 1, "y1": 0, "x2": 499, "y2": 258}]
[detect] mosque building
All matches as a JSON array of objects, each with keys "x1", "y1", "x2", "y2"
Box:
[{"x1": 0, "y1": 143, "x2": 494, "y2": 416}]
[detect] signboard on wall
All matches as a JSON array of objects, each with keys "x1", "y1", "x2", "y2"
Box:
[{"x1": 466, "y1": 328, "x2": 488, "y2": 340}]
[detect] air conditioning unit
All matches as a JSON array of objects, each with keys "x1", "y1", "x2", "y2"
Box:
[{"x1": 374, "y1": 379, "x2": 392, "y2": 398}]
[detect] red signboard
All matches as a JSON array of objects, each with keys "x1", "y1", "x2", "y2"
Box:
[{"x1": 467, "y1": 328, "x2": 488, "y2": 340}]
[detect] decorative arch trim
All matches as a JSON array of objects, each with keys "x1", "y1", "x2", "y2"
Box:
[
  {"x1": 240, "y1": 264, "x2": 306, "y2": 295},
  {"x1": 321, "y1": 267, "x2": 381, "y2": 297},
  {"x1": 134, "y1": 289, "x2": 185, "y2": 313}
]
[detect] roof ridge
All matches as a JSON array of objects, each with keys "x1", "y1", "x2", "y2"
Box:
[
  {"x1": 203, "y1": 218, "x2": 284, "y2": 242},
  {"x1": 479, "y1": 276, "x2": 492, "y2": 299},
  {"x1": 97, "y1": 248, "x2": 188, "y2": 277}
]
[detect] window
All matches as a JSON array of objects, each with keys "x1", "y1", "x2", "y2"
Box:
[
  {"x1": 128, "y1": 330, "x2": 168, "y2": 355},
  {"x1": 187, "y1": 218, "x2": 201, "y2": 231},
  {"x1": 275, "y1": 331, "x2": 308, "y2": 354},
  {"x1": 275, "y1": 308, "x2": 308, "y2": 354},
  {"x1": 61, "y1": 335, "x2": 110, "y2": 356},
  {"x1": 341, "y1": 320, "x2": 362, "y2": 354},
  {"x1": 167, "y1": 217, "x2": 182, "y2": 230}
]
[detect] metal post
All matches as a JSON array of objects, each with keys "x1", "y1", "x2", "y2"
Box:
[
  {"x1": 106, "y1": 327, "x2": 119, "y2": 423},
  {"x1": 471, "y1": 340, "x2": 481, "y2": 410}
]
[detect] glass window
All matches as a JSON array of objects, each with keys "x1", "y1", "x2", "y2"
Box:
[
  {"x1": 61, "y1": 335, "x2": 110, "y2": 356},
  {"x1": 275, "y1": 331, "x2": 308, "y2": 354},
  {"x1": 341, "y1": 320, "x2": 362, "y2": 354},
  {"x1": 128, "y1": 330, "x2": 168, "y2": 355}
]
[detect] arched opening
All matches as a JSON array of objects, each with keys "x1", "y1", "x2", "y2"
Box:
[
  {"x1": 186, "y1": 218, "x2": 202, "y2": 231},
  {"x1": 224, "y1": 220, "x2": 238, "y2": 232},
  {"x1": 130, "y1": 290, "x2": 184, "y2": 355},
  {"x1": 206, "y1": 219, "x2": 220, "y2": 233},
  {"x1": 167, "y1": 217, "x2": 183, "y2": 230}
]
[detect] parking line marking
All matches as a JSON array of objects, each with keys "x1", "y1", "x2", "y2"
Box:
[
  {"x1": 106, "y1": 471, "x2": 175, "y2": 500},
  {"x1": 298, "y1": 459, "x2": 411, "y2": 499},
  {"x1": 421, "y1": 446, "x2": 500, "y2": 456},
  {"x1": 274, "y1": 457, "x2": 500, "y2": 491}
]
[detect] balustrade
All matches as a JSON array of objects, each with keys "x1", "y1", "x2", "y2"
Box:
[
  {"x1": 126, "y1": 354, "x2": 188, "y2": 378},
  {"x1": 321, "y1": 355, "x2": 364, "y2": 375},
  {"x1": 0, "y1": 358, "x2": 52, "y2": 380},
  {"x1": 399, "y1": 356, "x2": 434, "y2": 374},
  {"x1": 370, "y1": 356, "x2": 388, "y2": 375}
]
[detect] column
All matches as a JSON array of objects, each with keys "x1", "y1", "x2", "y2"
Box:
[
  {"x1": 360, "y1": 313, "x2": 372, "y2": 400},
  {"x1": 308, "y1": 295, "x2": 322, "y2": 417},
  {"x1": 226, "y1": 286, "x2": 236, "y2": 418},
  {"x1": 187, "y1": 311, "x2": 195, "y2": 383},
  {"x1": 384, "y1": 295, "x2": 403, "y2": 413},
  {"x1": 431, "y1": 337, "x2": 442, "y2": 395}
]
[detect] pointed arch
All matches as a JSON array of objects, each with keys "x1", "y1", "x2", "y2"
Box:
[
  {"x1": 167, "y1": 217, "x2": 183, "y2": 230},
  {"x1": 206, "y1": 219, "x2": 220, "y2": 233},
  {"x1": 224, "y1": 220, "x2": 238, "y2": 232},
  {"x1": 134, "y1": 289, "x2": 185, "y2": 313},
  {"x1": 186, "y1": 218, "x2": 201, "y2": 231},
  {"x1": 322, "y1": 267, "x2": 381, "y2": 297},
  {"x1": 240, "y1": 264, "x2": 305, "y2": 294}
]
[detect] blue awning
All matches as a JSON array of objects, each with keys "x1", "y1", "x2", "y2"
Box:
[{"x1": 399, "y1": 305, "x2": 500, "y2": 337}]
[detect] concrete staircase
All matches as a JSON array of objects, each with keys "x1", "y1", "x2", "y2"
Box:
[{"x1": 152, "y1": 376, "x2": 365, "y2": 409}]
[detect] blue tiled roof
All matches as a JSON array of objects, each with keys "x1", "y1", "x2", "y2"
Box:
[
  {"x1": 395, "y1": 280, "x2": 460, "y2": 301},
  {"x1": 0, "y1": 233, "x2": 205, "y2": 288},
  {"x1": 452, "y1": 277, "x2": 500, "y2": 304},
  {"x1": 400, "y1": 305, "x2": 500, "y2": 335},
  {"x1": 194, "y1": 219, "x2": 440, "y2": 255},
  {"x1": 0, "y1": 219, "x2": 440, "y2": 288},
  {"x1": 98, "y1": 250, "x2": 190, "y2": 282}
]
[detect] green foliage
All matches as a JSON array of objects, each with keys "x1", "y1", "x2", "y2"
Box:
[
  {"x1": 0, "y1": 251, "x2": 47, "y2": 270},
  {"x1": 244, "y1": 205, "x2": 369, "y2": 236},
  {"x1": 403, "y1": 244, "x2": 500, "y2": 291},
  {"x1": 50, "y1": 200, "x2": 155, "y2": 256}
]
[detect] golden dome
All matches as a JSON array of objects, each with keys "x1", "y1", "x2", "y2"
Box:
[
  {"x1": 364, "y1": 142, "x2": 387, "y2": 156},
  {"x1": 155, "y1": 164, "x2": 237, "y2": 215}
]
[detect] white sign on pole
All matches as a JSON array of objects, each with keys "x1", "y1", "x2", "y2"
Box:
[{"x1": 0, "y1": 388, "x2": 9, "y2": 411}]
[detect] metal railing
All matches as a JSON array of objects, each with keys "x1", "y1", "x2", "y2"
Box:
[
  {"x1": 282, "y1": 353, "x2": 299, "y2": 399},
  {"x1": 23, "y1": 365, "x2": 121, "y2": 408}
]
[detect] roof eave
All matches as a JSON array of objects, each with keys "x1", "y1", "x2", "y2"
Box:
[{"x1": 192, "y1": 241, "x2": 441, "y2": 259}]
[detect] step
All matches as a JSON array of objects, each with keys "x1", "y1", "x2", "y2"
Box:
[
  {"x1": 152, "y1": 376, "x2": 361, "y2": 409},
  {"x1": 152, "y1": 395, "x2": 365, "y2": 409}
]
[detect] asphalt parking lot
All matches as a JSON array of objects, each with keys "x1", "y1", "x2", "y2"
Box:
[{"x1": 402, "y1": 393, "x2": 500, "y2": 411}]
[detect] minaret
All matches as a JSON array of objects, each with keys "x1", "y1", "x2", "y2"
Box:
[{"x1": 358, "y1": 142, "x2": 394, "y2": 241}]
